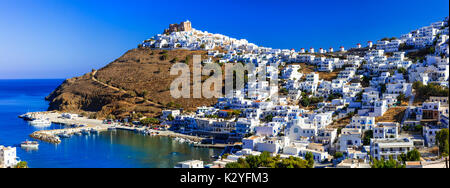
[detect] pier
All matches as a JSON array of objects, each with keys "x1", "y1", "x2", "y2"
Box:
[
  {"x1": 30, "y1": 126, "x2": 108, "y2": 144},
  {"x1": 20, "y1": 111, "x2": 206, "y2": 144},
  {"x1": 21, "y1": 112, "x2": 111, "y2": 144}
]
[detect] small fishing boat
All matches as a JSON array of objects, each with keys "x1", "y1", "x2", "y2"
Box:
[
  {"x1": 81, "y1": 129, "x2": 90, "y2": 135},
  {"x1": 58, "y1": 132, "x2": 71, "y2": 138},
  {"x1": 21, "y1": 140, "x2": 39, "y2": 149},
  {"x1": 29, "y1": 118, "x2": 51, "y2": 127},
  {"x1": 90, "y1": 129, "x2": 99, "y2": 134}
]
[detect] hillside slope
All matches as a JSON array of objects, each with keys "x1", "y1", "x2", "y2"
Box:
[{"x1": 46, "y1": 48, "x2": 217, "y2": 119}]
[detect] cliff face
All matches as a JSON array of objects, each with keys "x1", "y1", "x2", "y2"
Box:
[{"x1": 46, "y1": 48, "x2": 217, "y2": 118}]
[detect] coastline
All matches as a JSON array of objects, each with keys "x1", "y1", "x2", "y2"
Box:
[{"x1": 20, "y1": 111, "x2": 207, "y2": 144}]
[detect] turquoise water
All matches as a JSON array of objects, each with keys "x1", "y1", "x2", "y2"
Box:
[{"x1": 0, "y1": 79, "x2": 220, "y2": 168}]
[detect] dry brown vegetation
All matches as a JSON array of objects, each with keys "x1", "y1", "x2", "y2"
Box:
[
  {"x1": 296, "y1": 63, "x2": 340, "y2": 81},
  {"x1": 46, "y1": 48, "x2": 219, "y2": 119},
  {"x1": 375, "y1": 107, "x2": 407, "y2": 123},
  {"x1": 329, "y1": 116, "x2": 352, "y2": 129}
]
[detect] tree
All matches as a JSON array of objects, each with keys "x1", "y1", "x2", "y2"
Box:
[
  {"x1": 397, "y1": 67, "x2": 407, "y2": 76},
  {"x1": 279, "y1": 88, "x2": 289, "y2": 95},
  {"x1": 225, "y1": 158, "x2": 250, "y2": 168},
  {"x1": 362, "y1": 130, "x2": 373, "y2": 145},
  {"x1": 184, "y1": 55, "x2": 191, "y2": 64},
  {"x1": 333, "y1": 152, "x2": 344, "y2": 159},
  {"x1": 379, "y1": 84, "x2": 387, "y2": 94},
  {"x1": 406, "y1": 149, "x2": 421, "y2": 161},
  {"x1": 397, "y1": 93, "x2": 406, "y2": 105},
  {"x1": 328, "y1": 93, "x2": 343, "y2": 101},
  {"x1": 371, "y1": 156, "x2": 405, "y2": 168},
  {"x1": 225, "y1": 151, "x2": 312, "y2": 168},
  {"x1": 106, "y1": 114, "x2": 116, "y2": 120},
  {"x1": 355, "y1": 91, "x2": 363, "y2": 102},
  {"x1": 160, "y1": 54, "x2": 168, "y2": 61},
  {"x1": 300, "y1": 98, "x2": 310, "y2": 107},
  {"x1": 140, "y1": 118, "x2": 160, "y2": 126},
  {"x1": 15, "y1": 161, "x2": 28, "y2": 168},
  {"x1": 305, "y1": 152, "x2": 315, "y2": 168},
  {"x1": 88, "y1": 113, "x2": 97, "y2": 119},
  {"x1": 264, "y1": 114, "x2": 274, "y2": 122},
  {"x1": 436, "y1": 129, "x2": 449, "y2": 157},
  {"x1": 167, "y1": 114, "x2": 174, "y2": 121},
  {"x1": 361, "y1": 76, "x2": 371, "y2": 87},
  {"x1": 413, "y1": 82, "x2": 449, "y2": 102}
]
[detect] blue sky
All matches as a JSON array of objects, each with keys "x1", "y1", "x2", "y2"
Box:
[{"x1": 0, "y1": 0, "x2": 448, "y2": 79}]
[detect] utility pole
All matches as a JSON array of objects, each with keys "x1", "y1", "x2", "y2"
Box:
[{"x1": 446, "y1": 157, "x2": 448, "y2": 168}]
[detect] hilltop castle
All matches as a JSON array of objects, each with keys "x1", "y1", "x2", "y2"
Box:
[{"x1": 164, "y1": 20, "x2": 192, "y2": 34}]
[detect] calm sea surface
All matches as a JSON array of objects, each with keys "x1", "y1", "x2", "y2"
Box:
[{"x1": 0, "y1": 79, "x2": 220, "y2": 168}]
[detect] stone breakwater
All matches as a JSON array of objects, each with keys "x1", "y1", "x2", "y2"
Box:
[
  {"x1": 30, "y1": 132, "x2": 61, "y2": 144},
  {"x1": 157, "y1": 131, "x2": 204, "y2": 142},
  {"x1": 30, "y1": 126, "x2": 109, "y2": 144},
  {"x1": 20, "y1": 111, "x2": 110, "y2": 143},
  {"x1": 20, "y1": 111, "x2": 205, "y2": 144}
]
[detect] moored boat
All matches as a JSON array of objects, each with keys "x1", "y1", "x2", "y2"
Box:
[
  {"x1": 90, "y1": 129, "x2": 99, "y2": 134},
  {"x1": 58, "y1": 132, "x2": 71, "y2": 138},
  {"x1": 29, "y1": 118, "x2": 51, "y2": 127},
  {"x1": 81, "y1": 129, "x2": 90, "y2": 135},
  {"x1": 21, "y1": 140, "x2": 39, "y2": 149}
]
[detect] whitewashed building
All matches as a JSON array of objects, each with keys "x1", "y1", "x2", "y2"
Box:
[{"x1": 0, "y1": 146, "x2": 18, "y2": 168}]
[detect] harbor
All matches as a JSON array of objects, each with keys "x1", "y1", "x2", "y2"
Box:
[
  {"x1": 19, "y1": 111, "x2": 206, "y2": 145},
  {"x1": 0, "y1": 78, "x2": 223, "y2": 168},
  {"x1": 20, "y1": 112, "x2": 111, "y2": 144}
]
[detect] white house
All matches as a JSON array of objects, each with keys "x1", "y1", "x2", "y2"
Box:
[
  {"x1": 370, "y1": 138, "x2": 414, "y2": 160},
  {"x1": 373, "y1": 122, "x2": 399, "y2": 139},
  {"x1": 242, "y1": 136, "x2": 263, "y2": 150},
  {"x1": 255, "y1": 122, "x2": 282, "y2": 137},
  {"x1": 162, "y1": 110, "x2": 180, "y2": 119},
  {"x1": 338, "y1": 128, "x2": 362, "y2": 152},
  {"x1": 346, "y1": 116, "x2": 376, "y2": 131},
  {"x1": 174, "y1": 160, "x2": 204, "y2": 168},
  {"x1": 0, "y1": 146, "x2": 18, "y2": 168}
]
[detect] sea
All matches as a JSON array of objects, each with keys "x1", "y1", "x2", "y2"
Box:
[{"x1": 0, "y1": 79, "x2": 221, "y2": 168}]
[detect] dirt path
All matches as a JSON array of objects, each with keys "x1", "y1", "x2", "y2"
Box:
[
  {"x1": 91, "y1": 70, "x2": 123, "y2": 92},
  {"x1": 91, "y1": 70, "x2": 164, "y2": 108}
]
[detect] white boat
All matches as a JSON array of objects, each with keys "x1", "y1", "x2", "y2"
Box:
[
  {"x1": 21, "y1": 141, "x2": 39, "y2": 149},
  {"x1": 90, "y1": 129, "x2": 99, "y2": 134},
  {"x1": 59, "y1": 132, "x2": 71, "y2": 138},
  {"x1": 81, "y1": 129, "x2": 90, "y2": 135},
  {"x1": 29, "y1": 118, "x2": 51, "y2": 127},
  {"x1": 108, "y1": 127, "x2": 117, "y2": 131}
]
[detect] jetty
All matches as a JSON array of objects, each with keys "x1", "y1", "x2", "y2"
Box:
[
  {"x1": 192, "y1": 143, "x2": 234, "y2": 149},
  {"x1": 20, "y1": 112, "x2": 111, "y2": 144},
  {"x1": 20, "y1": 112, "x2": 205, "y2": 144}
]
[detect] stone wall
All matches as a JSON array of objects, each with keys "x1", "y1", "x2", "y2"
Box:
[{"x1": 164, "y1": 21, "x2": 192, "y2": 34}]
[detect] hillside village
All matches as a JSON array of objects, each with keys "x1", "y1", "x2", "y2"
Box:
[
  {"x1": 4, "y1": 18, "x2": 448, "y2": 169},
  {"x1": 139, "y1": 18, "x2": 450, "y2": 168}
]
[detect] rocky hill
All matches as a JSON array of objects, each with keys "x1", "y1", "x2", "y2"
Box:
[{"x1": 46, "y1": 48, "x2": 218, "y2": 119}]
